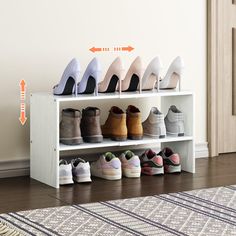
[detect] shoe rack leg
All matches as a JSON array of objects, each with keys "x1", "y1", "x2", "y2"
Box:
[{"x1": 30, "y1": 94, "x2": 60, "y2": 188}]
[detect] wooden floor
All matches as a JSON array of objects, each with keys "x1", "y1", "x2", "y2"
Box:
[{"x1": 0, "y1": 154, "x2": 236, "y2": 214}]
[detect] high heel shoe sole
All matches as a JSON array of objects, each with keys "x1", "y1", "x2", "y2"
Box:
[
  {"x1": 59, "y1": 77, "x2": 76, "y2": 95},
  {"x1": 123, "y1": 74, "x2": 139, "y2": 92},
  {"x1": 99, "y1": 75, "x2": 119, "y2": 93},
  {"x1": 79, "y1": 76, "x2": 96, "y2": 94}
]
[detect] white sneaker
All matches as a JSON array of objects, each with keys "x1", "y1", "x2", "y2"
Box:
[
  {"x1": 71, "y1": 158, "x2": 91, "y2": 183},
  {"x1": 91, "y1": 152, "x2": 122, "y2": 180},
  {"x1": 59, "y1": 160, "x2": 73, "y2": 185},
  {"x1": 119, "y1": 150, "x2": 141, "y2": 178},
  {"x1": 165, "y1": 105, "x2": 185, "y2": 136}
]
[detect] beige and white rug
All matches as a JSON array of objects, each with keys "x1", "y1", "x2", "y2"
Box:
[{"x1": 0, "y1": 185, "x2": 236, "y2": 236}]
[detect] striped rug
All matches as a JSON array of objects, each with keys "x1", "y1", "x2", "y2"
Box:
[{"x1": 0, "y1": 185, "x2": 236, "y2": 236}]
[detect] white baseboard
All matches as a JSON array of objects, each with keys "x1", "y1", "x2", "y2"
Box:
[
  {"x1": 0, "y1": 159, "x2": 30, "y2": 178},
  {"x1": 195, "y1": 142, "x2": 209, "y2": 158},
  {"x1": 0, "y1": 142, "x2": 209, "y2": 178}
]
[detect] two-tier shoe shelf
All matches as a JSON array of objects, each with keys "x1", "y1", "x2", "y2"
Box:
[{"x1": 30, "y1": 90, "x2": 195, "y2": 188}]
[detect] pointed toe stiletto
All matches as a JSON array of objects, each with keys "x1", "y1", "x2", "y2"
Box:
[
  {"x1": 158, "y1": 56, "x2": 184, "y2": 90},
  {"x1": 53, "y1": 58, "x2": 80, "y2": 95},
  {"x1": 142, "y1": 56, "x2": 162, "y2": 91},
  {"x1": 121, "y1": 56, "x2": 142, "y2": 92},
  {"x1": 77, "y1": 57, "x2": 101, "y2": 95},
  {"x1": 98, "y1": 57, "x2": 123, "y2": 93}
]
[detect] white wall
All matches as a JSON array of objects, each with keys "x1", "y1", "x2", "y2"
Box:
[{"x1": 0, "y1": 0, "x2": 206, "y2": 162}]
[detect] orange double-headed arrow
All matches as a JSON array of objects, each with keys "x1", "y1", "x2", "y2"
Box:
[
  {"x1": 19, "y1": 80, "x2": 27, "y2": 125},
  {"x1": 89, "y1": 45, "x2": 134, "y2": 53}
]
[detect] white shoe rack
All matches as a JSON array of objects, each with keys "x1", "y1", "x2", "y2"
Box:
[{"x1": 30, "y1": 90, "x2": 195, "y2": 188}]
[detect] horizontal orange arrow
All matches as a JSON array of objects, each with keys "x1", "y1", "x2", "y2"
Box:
[
  {"x1": 19, "y1": 111, "x2": 27, "y2": 125},
  {"x1": 89, "y1": 45, "x2": 134, "y2": 53}
]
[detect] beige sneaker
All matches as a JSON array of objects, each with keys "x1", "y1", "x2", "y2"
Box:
[
  {"x1": 119, "y1": 150, "x2": 141, "y2": 178},
  {"x1": 91, "y1": 152, "x2": 122, "y2": 180}
]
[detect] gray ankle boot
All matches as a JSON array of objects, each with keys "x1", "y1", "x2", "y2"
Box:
[
  {"x1": 60, "y1": 108, "x2": 83, "y2": 145},
  {"x1": 81, "y1": 107, "x2": 103, "y2": 143},
  {"x1": 142, "y1": 107, "x2": 166, "y2": 138},
  {"x1": 164, "y1": 105, "x2": 184, "y2": 136}
]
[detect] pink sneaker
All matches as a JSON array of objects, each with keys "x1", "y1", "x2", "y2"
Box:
[
  {"x1": 140, "y1": 149, "x2": 164, "y2": 175},
  {"x1": 90, "y1": 152, "x2": 121, "y2": 180},
  {"x1": 119, "y1": 150, "x2": 141, "y2": 178},
  {"x1": 159, "y1": 147, "x2": 181, "y2": 173}
]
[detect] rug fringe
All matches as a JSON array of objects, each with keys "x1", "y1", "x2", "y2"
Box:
[{"x1": 0, "y1": 221, "x2": 23, "y2": 236}]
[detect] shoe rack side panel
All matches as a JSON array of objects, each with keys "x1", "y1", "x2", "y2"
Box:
[
  {"x1": 161, "y1": 94, "x2": 195, "y2": 173},
  {"x1": 30, "y1": 93, "x2": 59, "y2": 188}
]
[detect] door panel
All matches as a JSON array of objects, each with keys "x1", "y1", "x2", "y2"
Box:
[
  {"x1": 233, "y1": 28, "x2": 236, "y2": 115},
  {"x1": 218, "y1": 0, "x2": 236, "y2": 153}
]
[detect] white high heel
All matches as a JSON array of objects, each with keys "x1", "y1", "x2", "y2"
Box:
[
  {"x1": 53, "y1": 58, "x2": 80, "y2": 96},
  {"x1": 158, "y1": 56, "x2": 184, "y2": 90},
  {"x1": 142, "y1": 56, "x2": 162, "y2": 91},
  {"x1": 77, "y1": 57, "x2": 101, "y2": 95}
]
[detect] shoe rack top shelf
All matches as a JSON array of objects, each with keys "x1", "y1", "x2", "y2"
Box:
[
  {"x1": 59, "y1": 135, "x2": 193, "y2": 151},
  {"x1": 33, "y1": 90, "x2": 194, "y2": 103}
]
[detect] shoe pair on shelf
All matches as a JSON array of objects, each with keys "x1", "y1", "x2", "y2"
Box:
[
  {"x1": 59, "y1": 158, "x2": 91, "y2": 185},
  {"x1": 91, "y1": 151, "x2": 141, "y2": 180},
  {"x1": 140, "y1": 148, "x2": 181, "y2": 175},
  {"x1": 143, "y1": 105, "x2": 185, "y2": 138},
  {"x1": 54, "y1": 58, "x2": 101, "y2": 96},
  {"x1": 60, "y1": 107, "x2": 103, "y2": 145},
  {"x1": 102, "y1": 105, "x2": 143, "y2": 141},
  {"x1": 53, "y1": 56, "x2": 184, "y2": 95}
]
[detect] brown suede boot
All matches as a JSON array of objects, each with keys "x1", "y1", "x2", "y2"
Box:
[
  {"x1": 126, "y1": 105, "x2": 143, "y2": 140},
  {"x1": 101, "y1": 106, "x2": 127, "y2": 141},
  {"x1": 60, "y1": 108, "x2": 83, "y2": 145},
  {"x1": 80, "y1": 107, "x2": 103, "y2": 143}
]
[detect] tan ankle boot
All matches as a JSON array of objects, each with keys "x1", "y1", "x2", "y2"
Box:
[
  {"x1": 102, "y1": 106, "x2": 127, "y2": 141},
  {"x1": 126, "y1": 105, "x2": 143, "y2": 140}
]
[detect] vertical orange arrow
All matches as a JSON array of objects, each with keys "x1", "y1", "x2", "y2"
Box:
[{"x1": 19, "y1": 80, "x2": 27, "y2": 125}]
